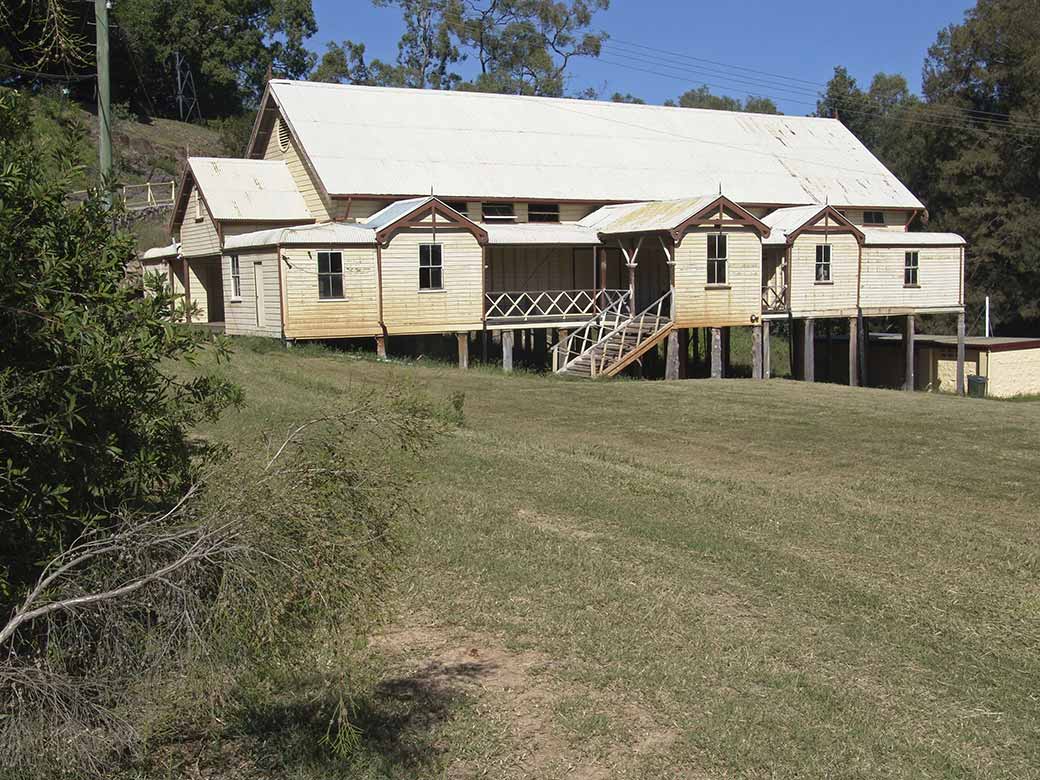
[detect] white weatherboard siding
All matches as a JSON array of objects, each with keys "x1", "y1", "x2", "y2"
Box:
[
  {"x1": 789, "y1": 233, "x2": 860, "y2": 317},
  {"x1": 673, "y1": 227, "x2": 761, "y2": 327},
  {"x1": 180, "y1": 188, "x2": 221, "y2": 257},
  {"x1": 263, "y1": 80, "x2": 923, "y2": 209},
  {"x1": 186, "y1": 258, "x2": 212, "y2": 321},
  {"x1": 264, "y1": 126, "x2": 330, "y2": 222},
  {"x1": 282, "y1": 247, "x2": 381, "y2": 339},
  {"x1": 222, "y1": 250, "x2": 282, "y2": 337},
  {"x1": 860, "y1": 246, "x2": 962, "y2": 311},
  {"x1": 380, "y1": 229, "x2": 483, "y2": 334}
]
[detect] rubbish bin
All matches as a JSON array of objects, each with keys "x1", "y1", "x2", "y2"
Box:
[{"x1": 967, "y1": 375, "x2": 987, "y2": 398}]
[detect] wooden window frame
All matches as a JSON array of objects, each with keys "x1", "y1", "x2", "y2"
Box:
[
  {"x1": 317, "y1": 250, "x2": 345, "y2": 300},
  {"x1": 482, "y1": 202, "x2": 515, "y2": 221},
  {"x1": 418, "y1": 243, "x2": 444, "y2": 292},
  {"x1": 863, "y1": 211, "x2": 885, "y2": 226},
  {"x1": 230, "y1": 254, "x2": 242, "y2": 300},
  {"x1": 707, "y1": 232, "x2": 728, "y2": 286},
  {"x1": 815, "y1": 244, "x2": 832, "y2": 284},
  {"x1": 444, "y1": 201, "x2": 468, "y2": 216},
  {"x1": 527, "y1": 203, "x2": 560, "y2": 223},
  {"x1": 904, "y1": 250, "x2": 920, "y2": 287}
]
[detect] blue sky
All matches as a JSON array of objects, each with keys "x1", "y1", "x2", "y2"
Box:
[{"x1": 309, "y1": 0, "x2": 974, "y2": 114}]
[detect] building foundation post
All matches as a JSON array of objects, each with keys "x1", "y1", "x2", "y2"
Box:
[
  {"x1": 848, "y1": 317, "x2": 859, "y2": 386},
  {"x1": 904, "y1": 314, "x2": 915, "y2": 391},
  {"x1": 762, "y1": 321, "x2": 771, "y2": 379},
  {"x1": 710, "y1": 327, "x2": 723, "y2": 378},
  {"x1": 751, "y1": 324, "x2": 763, "y2": 379},
  {"x1": 956, "y1": 310, "x2": 966, "y2": 395},
  {"x1": 665, "y1": 330, "x2": 680, "y2": 380},
  {"x1": 803, "y1": 318, "x2": 815, "y2": 382},
  {"x1": 502, "y1": 330, "x2": 514, "y2": 373},
  {"x1": 375, "y1": 335, "x2": 387, "y2": 360},
  {"x1": 457, "y1": 332, "x2": 469, "y2": 370}
]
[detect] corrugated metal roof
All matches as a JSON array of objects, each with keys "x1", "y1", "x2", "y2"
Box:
[
  {"x1": 141, "y1": 242, "x2": 179, "y2": 260},
  {"x1": 267, "y1": 80, "x2": 924, "y2": 209},
  {"x1": 189, "y1": 157, "x2": 311, "y2": 221},
  {"x1": 224, "y1": 222, "x2": 376, "y2": 250},
  {"x1": 482, "y1": 222, "x2": 601, "y2": 245},
  {"x1": 578, "y1": 195, "x2": 718, "y2": 235},
  {"x1": 761, "y1": 205, "x2": 826, "y2": 245},
  {"x1": 362, "y1": 196, "x2": 432, "y2": 229},
  {"x1": 862, "y1": 230, "x2": 965, "y2": 246}
]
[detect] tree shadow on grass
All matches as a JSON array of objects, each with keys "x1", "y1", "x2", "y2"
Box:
[{"x1": 233, "y1": 657, "x2": 494, "y2": 778}]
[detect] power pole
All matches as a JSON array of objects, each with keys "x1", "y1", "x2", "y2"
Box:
[
  {"x1": 95, "y1": 0, "x2": 112, "y2": 204},
  {"x1": 173, "y1": 51, "x2": 201, "y2": 122}
]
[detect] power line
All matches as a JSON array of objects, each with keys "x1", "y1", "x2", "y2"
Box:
[
  {"x1": 429, "y1": 10, "x2": 1040, "y2": 134},
  {"x1": 603, "y1": 38, "x2": 1040, "y2": 133},
  {"x1": 0, "y1": 62, "x2": 95, "y2": 82},
  {"x1": 594, "y1": 51, "x2": 1040, "y2": 141}
]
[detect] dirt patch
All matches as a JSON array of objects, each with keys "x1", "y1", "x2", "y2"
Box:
[{"x1": 371, "y1": 618, "x2": 679, "y2": 779}]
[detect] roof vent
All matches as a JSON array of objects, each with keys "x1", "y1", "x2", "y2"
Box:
[{"x1": 276, "y1": 117, "x2": 290, "y2": 152}]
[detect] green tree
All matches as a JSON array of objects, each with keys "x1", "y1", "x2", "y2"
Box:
[
  {"x1": 611, "y1": 91, "x2": 645, "y2": 104},
  {"x1": 1, "y1": 0, "x2": 317, "y2": 118},
  {"x1": 0, "y1": 88, "x2": 240, "y2": 609},
  {"x1": 920, "y1": 0, "x2": 1040, "y2": 330},
  {"x1": 665, "y1": 85, "x2": 779, "y2": 114},
  {"x1": 313, "y1": 0, "x2": 609, "y2": 97}
]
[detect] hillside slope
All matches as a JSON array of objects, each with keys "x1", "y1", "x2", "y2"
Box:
[
  {"x1": 27, "y1": 90, "x2": 226, "y2": 250},
  {"x1": 187, "y1": 346, "x2": 1040, "y2": 779}
]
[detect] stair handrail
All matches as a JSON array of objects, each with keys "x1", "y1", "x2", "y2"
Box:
[
  {"x1": 561, "y1": 291, "x2": 673, "y2": 378},
  {"x1": 552, "y1": 290, "x2": 631, "y2": 371},
  {"x1": 593, "y1": 288, "x2": 673, "y2": 375}
]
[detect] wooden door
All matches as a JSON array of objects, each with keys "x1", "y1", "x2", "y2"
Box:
[{"x1": 253, "y1": 261, "x2": 265, "y2": 327}]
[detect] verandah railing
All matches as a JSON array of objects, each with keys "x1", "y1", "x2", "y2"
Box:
[
  {"x1": 485, "y1": 289, "x2": 628, "y2": 322},
  {"x1": 762, "y1": 284, "x2": 789, "y2": 313}
]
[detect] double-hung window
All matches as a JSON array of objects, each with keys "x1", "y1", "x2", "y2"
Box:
[
  {"x1": 904, "y1": 251, "x2": 919, "y2": 286},
  {"x1": 317, "y1": 250, "x2": 344, "y2": 299},
  {"x1": 815, "y1": 244, "x2": 832, "y2": 282},
  {"x1": 419, "y1": 244, "x2": 443, "y2": 290},
  {"x1": 230, "y1": 254, "x2": 241, "y2": 299},
  {"x1": 707, "y1": 233, "x2": 727, "y2": 285}
]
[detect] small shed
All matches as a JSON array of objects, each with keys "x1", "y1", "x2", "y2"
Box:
[{"x1": 819, "y1": 333, "x2": 1040, "y2": 397}]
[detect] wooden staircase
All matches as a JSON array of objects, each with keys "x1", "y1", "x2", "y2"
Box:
[{"x1": 554, "y1": 289, "x2": 674, "y2": 378}]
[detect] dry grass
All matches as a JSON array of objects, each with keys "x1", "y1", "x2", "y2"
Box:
[{"x1": 190, "y1": 341, "x2": 1040, "y2": 779}]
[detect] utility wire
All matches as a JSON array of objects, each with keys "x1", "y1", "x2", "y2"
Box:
[
  {"x1": 0, "y1": 61, "x2": 95, "y2": 82},
  {"x1": 428, "y1": 10, "x2": 1040, "y2": 135},
  {"x1": 604, "y1": 38, "x2": 1040, "y2": 133},
  {"x1": 595, "y1": 52, "x2": 1040, "y2": 140}
]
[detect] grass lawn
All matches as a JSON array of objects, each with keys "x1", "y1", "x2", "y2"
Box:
[{"x1": 193, "y1": 342, "x2": 1040, "y2": 779}]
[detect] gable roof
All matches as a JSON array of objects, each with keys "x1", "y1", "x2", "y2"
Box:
[
  {"x1": 581, "y1": 195, "x2": 770, "y2": 241},
  {"x1": 363, "y1": 196, "x2": 489, "y2": 245},
  {"x1": 762, "y1": 204, "x2": 863, "y2": 245},
  {"x1": 254, "y1": 80, "x2": 924, "y2": 209},
  {"x1": 178, "y1": 157, "x2": 311, "y2": 223}
]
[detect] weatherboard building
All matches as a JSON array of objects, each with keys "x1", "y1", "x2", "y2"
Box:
[{"x1": 142, "y1": 79, "x2": 969, "y2": 388}]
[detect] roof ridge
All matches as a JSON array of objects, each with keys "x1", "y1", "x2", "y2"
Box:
[{"x1": 268, "y1": 79, "x2": 838, "y2": 123}]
